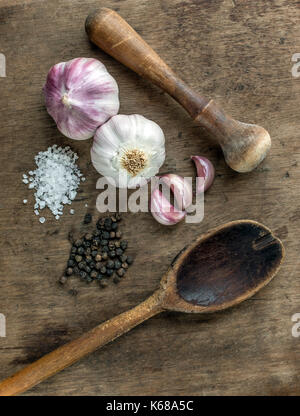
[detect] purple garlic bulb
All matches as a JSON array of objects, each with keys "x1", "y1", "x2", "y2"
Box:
[{"x1": 43, "y1": 57, "x2": 119, "y2": 140}]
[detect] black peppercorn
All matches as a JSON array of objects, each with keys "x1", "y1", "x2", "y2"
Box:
[
  {"x1": 95, "y1": 254, "x2": 102, "y2": 262},
  {"x1": 126, "y1": 256, "x2": 133, "y2": 265},
  {"x1": 113, "y1": 276, "x2": 121, "y2": 284},
  {"x1": 102, "y1": 231, "x2": 110, "y2": 240},
  {"x1": 66, "y1": 267, "x2": 73, "y2": 276},
  {"x1": 114, "y1": 260, "x2": 122, "y2": 269},
  {"x1": 93, "y1": 237, "x2": 100, "y2": 245},
  {"x1": 108, "y1": 241, "x2": 115, "y2": 250},
  {"x1": 117, "y1": 268, "x2": 125, "y2": 277},
  {"x1": 63, "y1": 214, "x2": 133, "y2": 292},
  {"x1": 78, "y1": 262, "x2": 85, "y2": 270},
  {"x1": 59, "y1": 275, "x2": 68, "y2": 285},
  {"x1": 116, "y1": 248, "x2": 123, "y2": 257},
  {"x1": 90, "y1": 270, "x2": 98, "y2": 279},
  {"x1": 85, "y1": 233, "x2": 93, "y2": 241},
  {"x1": 97, "y1": 274, "x2": 104, "y2": 280},
  {"x1": 105, "y1": 217, "x2": 112, "y2": 227},
  {"x1": 107, "y1": 260, "x2": 114, "y2": 269},
  {"x1": 120, "y1": 240, "x2": 128, "y2": 250},
  {"x1": 99, "y1": 278, "x2": 108, "y2": 288},
  {"x1": 80, "y1": 271, "x2": 87, "y2": 280},
  {"x1": 83, "y1": 213, "x2": 92, "y2": 224},
  {"x1": 85, "y1": 255, "x2": 92, "y2": 263},
  {"x1": 77, "y1": 247, "x2": 84, "y2": 255},
  {"x1": 68, "y1": 259, "x2": 75, "y2": 267},
  {"x1": 120, "y1": 254, "x2": 127, "y2": 263},
  {"x1": 111, "y1": 222, "x2": 118, "y2": 231},
  {"x1": 97, "y1": 218, "x2": 105, "y2": 228}
]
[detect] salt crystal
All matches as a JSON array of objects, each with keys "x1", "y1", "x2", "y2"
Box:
[
  {"x1": 22, "y1": 145, "x2": 83, "y2": 222},
  {"x1": 70, "y1": 209, "x2": 75, "y2": 214},
  {"x1": 23, "y1": 199, "x2": 28, "y2": 204},
  {"x1": 39, "y1": 217, "x2": 46, "y2": 224},
  {"x1": 22, "y1": 179, "x2": 29, "y2": 184}
]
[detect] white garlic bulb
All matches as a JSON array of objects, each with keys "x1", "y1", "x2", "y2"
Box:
[
  {"x1": 91, "y1": 114, "x2": 166, "y2": 188},
  {"x1": 43, "y1": 57, "x2": 119, "y2": 140}
]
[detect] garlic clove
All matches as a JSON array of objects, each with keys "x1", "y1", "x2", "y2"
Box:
[
  {"x1": 150, "y1": 188, "x2": 186, "y2": 226},
  {"x1": 91, "y1": 114, "x2": 166, "y2": 188},
  {"x1": 160, "y1": 174, "x2": 193, "y2": 210},
  {"x1": 44, "y1": 58, "x2": 120, "y2": 140},
  {"x1": 191, "y1": 155, "x2": 215, "y2": 193}
]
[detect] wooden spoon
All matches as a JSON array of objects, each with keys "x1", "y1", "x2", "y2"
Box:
[
  {"x1": 0, "y1": 220, "x2": 284, "y2": 395},
  {"x1": 86, "y1": 8, "x2": 271, "y2": 173}
]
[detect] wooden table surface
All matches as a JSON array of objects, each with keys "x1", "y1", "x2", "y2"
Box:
[{"x1": 0, "y1": 0, "x2": 299, "y2": 396}]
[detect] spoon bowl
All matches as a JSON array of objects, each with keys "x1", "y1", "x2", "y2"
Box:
[
  {"x1": 160, "y1": 220, "x2": 284, "y2": 313},
  {"x1": 0, "y1": 220, "x2": 284, "y2": 396}
]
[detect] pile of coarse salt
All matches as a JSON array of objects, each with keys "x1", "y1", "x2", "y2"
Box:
[{"x1": 22, "y1": 145, "x2": 85, "y2": 223}]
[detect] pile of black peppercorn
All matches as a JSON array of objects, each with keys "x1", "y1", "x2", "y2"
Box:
[{"x1": 60, "y1": 214, "x2": 133, "y2": 288}]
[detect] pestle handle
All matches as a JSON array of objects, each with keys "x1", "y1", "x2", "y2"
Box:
[
  {"x1": 85, "y1": 8, "x2": 271, "y2": 173},
  {"x1": 85, "y1": 8, "x2": 210, "y2": 118}
]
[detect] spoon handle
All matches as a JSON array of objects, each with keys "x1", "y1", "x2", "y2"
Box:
[{"x1": 0, "y1": 291, "x2": 163, "y2": 396}]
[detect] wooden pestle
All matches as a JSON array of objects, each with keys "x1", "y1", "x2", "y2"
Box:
[{"x1": 85, "y1": 8, "x2": 271, "y2": 173}]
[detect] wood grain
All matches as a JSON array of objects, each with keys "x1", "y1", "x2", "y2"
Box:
[{"x1": 0, "y1": 0, "x2": 299, "y2": 396}]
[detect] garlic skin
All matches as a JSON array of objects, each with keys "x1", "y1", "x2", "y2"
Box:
[
  {"x1": 151, "y1": 189, "x2": 186, "y2": 226},
  {"x1": 91, "y1": 114, "x2": 166, "y2": 188},
  {"x1": 150, "y1": 174, "x2": 193, "y2": 226},
  {"x1": 191, "y1": 156, "x2": 215, "y2": 193},
  {"x1": 160, "y1": 174, "x2": 193, "y2": 211},
  {"x1": 44, "y1": 58, "x2": 119, "y2": 140}
]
